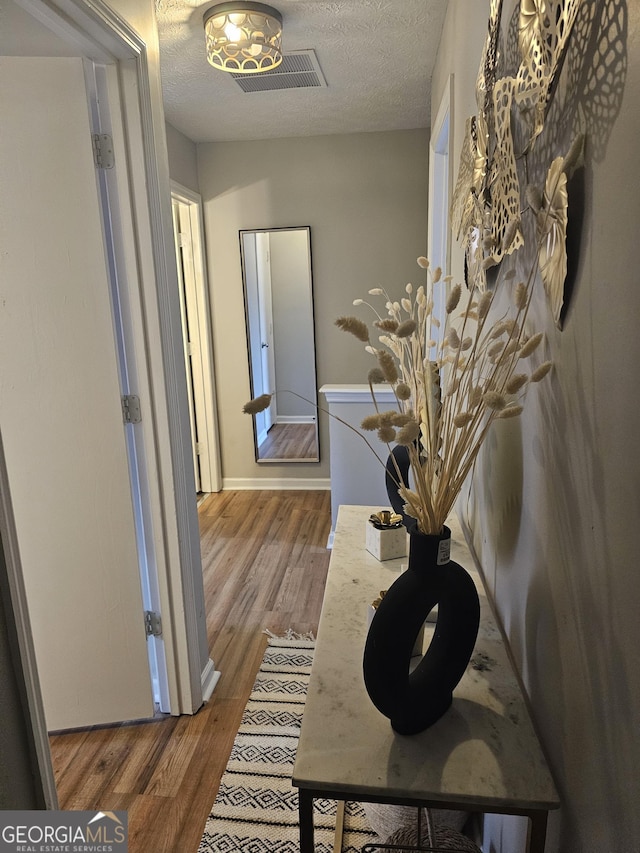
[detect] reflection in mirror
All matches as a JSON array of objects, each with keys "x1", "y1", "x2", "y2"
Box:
[{"x1": 240, "y1": 227, "x2": 319, "y2": 463}]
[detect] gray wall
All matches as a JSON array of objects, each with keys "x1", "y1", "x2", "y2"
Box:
[
  {"x1": 434, "y1": 1, "x2": 639, "y2": 850},
  {"x1": 197, "y1": 130, "x2": 429, "y2": 486},
  {"x1": 269, "y1": 229, "x2": 316, "y2": 420},
  {"x1": 166, "y1": 122, "x2": 199, "y2": 192}
]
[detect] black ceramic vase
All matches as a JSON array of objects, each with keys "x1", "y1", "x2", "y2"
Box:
[{"x1": 363, "y1": 447, "x2": 481, "y2": 735}]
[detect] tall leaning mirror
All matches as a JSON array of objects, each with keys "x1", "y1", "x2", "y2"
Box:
[{"x1": 240, "y1": 226, "x2": 319, "y2": 463}]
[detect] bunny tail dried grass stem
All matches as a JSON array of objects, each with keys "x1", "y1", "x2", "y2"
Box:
[
  {"x1": 244, "y1": 388, "x2": 390, "y2": 474},
  {"x1": 409, "y1": 441, "x2": 439, "y2": 532},
  {"x1": 366, "y1": 376, "x2": 406, "y2": 493}
]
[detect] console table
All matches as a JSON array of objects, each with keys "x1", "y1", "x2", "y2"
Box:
[{"x1": 292, "y1": 505, "x2": 559, "y2": 852}]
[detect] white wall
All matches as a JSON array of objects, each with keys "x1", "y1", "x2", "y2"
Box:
[
  {"x1": 197, "y1": 130, "x2": 429, "y2": 485},
  {"x1": 434, "y1": 2, "x2": 640, "y2": 850},
  {"x1": 321, "y1": 385, "x2": 397, "y2": 533}
]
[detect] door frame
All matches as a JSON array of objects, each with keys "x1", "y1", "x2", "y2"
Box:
[
  {"x1": 428, "y1": 73, "x2": 454, "y2": 354},
  {"x1": 7, "y1": 0, "x2": 212, "y2": 764},
  {"x1": 171, "y1": 182, "x2": 222, "y2": 495}
]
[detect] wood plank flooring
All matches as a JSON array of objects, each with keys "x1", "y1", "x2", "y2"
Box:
[
  {"x1": 257, "y1": 422, "x2": 318, "y2": 460},
  {"x1": 48, "y1": 489, "x2": 331, "y2": 853}
]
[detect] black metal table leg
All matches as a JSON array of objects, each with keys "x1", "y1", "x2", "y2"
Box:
[
  {"x1": 299, "y1": 789, "x2": 315, "y2": 853},
  {"x1": 527, "y1": 810, "x2": 549, "y2": 853}
]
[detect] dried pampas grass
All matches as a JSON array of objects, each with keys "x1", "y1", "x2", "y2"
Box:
[{"x1": 332, "y1": 256, "x2": 552, "y2": 534}]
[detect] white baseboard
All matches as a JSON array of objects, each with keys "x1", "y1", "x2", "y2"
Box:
[
  {"x1": 201, "y1": 658, "x2": 221, "y2": 703},
  {"x1": 276, "y1": 415, "x2": 316, "y2": 424},
  {"x1": 222, "y1": 477, "x2": 331, "y2": 490}
]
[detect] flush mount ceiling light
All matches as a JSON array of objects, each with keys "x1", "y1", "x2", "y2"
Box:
[{"x1": 203, "y1": 2, "x2": 283, "y2": 74}]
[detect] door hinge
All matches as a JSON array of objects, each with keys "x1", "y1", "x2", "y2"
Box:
[
  {"x1": 122, "y1": 394, "x2": 142, "y2": 424},
  {"x1": 144, "y1": 610, "x2": 163, "y2": 637},
  {"x1": 92, "y1": 133, "x2": 115, "y2": 170}
]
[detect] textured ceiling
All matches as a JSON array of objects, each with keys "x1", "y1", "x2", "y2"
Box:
[{"x1": 155, "y1": 0, "x2": 448, "y2": 143}]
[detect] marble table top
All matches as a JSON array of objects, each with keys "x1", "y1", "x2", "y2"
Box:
[{"x1": 293, "y1": 505, "x2": 560, "y2": 813}]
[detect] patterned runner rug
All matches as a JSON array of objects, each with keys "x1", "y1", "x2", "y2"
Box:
[{"x1": 197, "y1": 636, "x2": 377, "y2": 852}]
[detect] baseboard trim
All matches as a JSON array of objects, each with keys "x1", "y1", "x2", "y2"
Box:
[
  {"x1": 222, "y1": 477, "x2": 331, "y2": 490},
  {"x1": 276, "y1": 415, "x2": 316, "y2": 425},
  {"x1": 201, "y1": 658, "x2": 221, "y2": 704}
]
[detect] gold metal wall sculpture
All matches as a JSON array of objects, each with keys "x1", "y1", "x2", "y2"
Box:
[{"x1": 452, "y1": 0, "x2": 625, "y2": 328}]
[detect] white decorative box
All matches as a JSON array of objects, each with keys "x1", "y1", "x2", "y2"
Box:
[{"x1": 365, "y1": 517, "x2": 407, "y2": 561}]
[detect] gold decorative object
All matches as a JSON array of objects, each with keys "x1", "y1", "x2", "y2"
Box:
[
  {"x1": 473, "y1": 111, "x2": 490, "y2": 201},
  {"x1": 455, "y1": 0, "x2": 502, "y2": 291},
  {"x1": 515, "y1": 0, "x2": 551, "y2": 143},
  {"x1": 366, "y1": 513, "x2": 407, "y2": 561},
  {"x1": 536, "y1": 135, "x2": 584, "y2": 330},
  {"x1": 487, "y1": 76, "x2": 524, "y2": 266},
  {"x1": 476, "y1": 0, "x2": 504, "y2": 118},
  {"x1": 454, "y1": 0, "x2": 605, "y2": 334},
  {"x1": 369, "y1": 511, "x2": 403, "y2": 530},
  {"x1": 451, "y1": 115, "x2": 494, "y2": 291},
  {"x1": 371, "y1": 590, "x2": 387, "y2": 609},
  {"x1": 537, "y1": 157, "x2": 568, "y2": 329},
  {"x1": 450, "y1": 116, "x2": 480, "y2": 244}
]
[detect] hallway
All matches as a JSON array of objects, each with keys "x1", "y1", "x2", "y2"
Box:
[{"x1": 48, "y1": 490, "x2": 331, "y2": 852}]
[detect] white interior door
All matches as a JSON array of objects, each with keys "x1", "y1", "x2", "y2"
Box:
[
  {"x1": 171, "y1": 189, "x2": 222, "y2": 495},
  {"x1": 0, "y1": 55, "x2": 154, "y2": 730},
  {"x1": 172, "y1": 199, "x2": 201, "y2": 492}
]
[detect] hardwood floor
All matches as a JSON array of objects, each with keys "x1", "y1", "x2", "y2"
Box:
[
  {"x1": 49, "y1": 489, "x2": 331, "y2": 852},
  {"x1": 257, "y1": 422, "x2": 318, "y2": 460}
]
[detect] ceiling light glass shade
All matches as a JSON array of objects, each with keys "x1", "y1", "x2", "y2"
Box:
[{"x1": 203, "y1": 2, "x2": 283, "y2": 74}]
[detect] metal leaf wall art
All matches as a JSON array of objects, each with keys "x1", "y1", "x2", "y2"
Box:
[
  {"x1": 451, "y1": 116, "x2": 482, "y2": 244},
  {"x1": 537, "y1": 156, "x2": 568, "y2": 328},
  {"x1": 451, "y1": 0, "x2": 617, "y2": 329},
  {"x1": 476, "y1": 0, "x2": 504, "y2": 119},
  {"x1": 515, "y1": 0, "x2": 585, "y2": 150},
  {"x1": 488, "y1": 75, "x2": 524, "y2": 266}
]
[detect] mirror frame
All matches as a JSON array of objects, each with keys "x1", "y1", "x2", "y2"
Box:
[{"x1": 240, "y1": 226, "x2": 320, "y2": 464}]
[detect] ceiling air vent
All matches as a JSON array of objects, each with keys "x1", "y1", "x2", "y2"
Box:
[{"x1": 231, "y1": 49, "x2": 327, "y2": 93}]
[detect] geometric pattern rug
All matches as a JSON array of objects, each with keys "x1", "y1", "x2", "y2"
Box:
[{"x1": 197, "y1": 636, "x2": 378, "y2": 852}]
